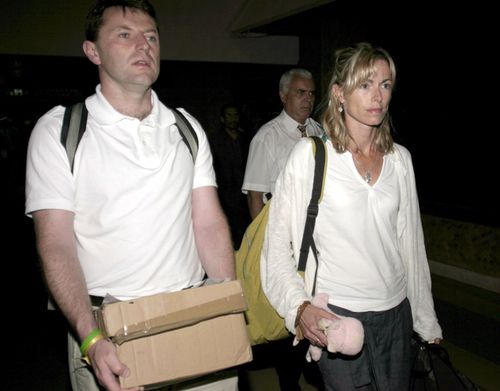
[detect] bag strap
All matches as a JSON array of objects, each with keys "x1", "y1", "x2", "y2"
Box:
[
  {"x1": 61, "y1": 103, "x2": 198, "y2": 172},
  {"x1": 61, "y1": 102, "x2": 88, "y2": 173},
  {"x1": 171, "y1": 107, "x2": 198, "y2": 162},
  {"x1": 298, "y1": 136, "x2": 327, "y2": 293}
]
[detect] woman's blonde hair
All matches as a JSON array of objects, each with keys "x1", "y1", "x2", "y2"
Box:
[{"x1": 321, "y1": 42, "x2": 396, "y2": 153}]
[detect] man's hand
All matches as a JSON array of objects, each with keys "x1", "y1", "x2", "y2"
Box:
[{"x1": 88, "y1": 339, "x2": 142, "y2": 391}]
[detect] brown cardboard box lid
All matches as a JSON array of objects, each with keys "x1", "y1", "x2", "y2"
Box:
[{"x1": 97, "y1": 280, "x2": 248, "y2": 344}]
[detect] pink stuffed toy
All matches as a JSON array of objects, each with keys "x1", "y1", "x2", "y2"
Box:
[{"x1": 295, "y1": 293, "x2": 365, "y2": 361}]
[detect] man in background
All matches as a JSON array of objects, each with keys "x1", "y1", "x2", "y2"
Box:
[
  {"x1": 242, "y1": 68, "x2": 324, "y2": 219},
  {"x1": 209, "y1": 103, "x2": 250, "y2": 247}
]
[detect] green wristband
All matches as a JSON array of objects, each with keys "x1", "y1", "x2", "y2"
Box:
[{"x1": 80, "y1": 328, "x2": 103, "y2": 356}]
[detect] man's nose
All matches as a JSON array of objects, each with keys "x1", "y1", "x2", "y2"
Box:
[{"x1": 137, "y1": 35, "x2": 150, "y2": 50}]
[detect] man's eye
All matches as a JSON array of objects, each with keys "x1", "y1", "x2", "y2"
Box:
[
  {"x1": 119, "y1": 32, "x2": 129, "y2": 38},
  {"x1": 146, "y1": 35, "x2": 157, "y2": 42}
]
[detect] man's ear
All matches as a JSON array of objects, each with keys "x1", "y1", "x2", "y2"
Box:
[
  {"x1": 82, "y1": 41, "x2": 101, "y2": 65},
  {"x1": 279, "y1": 91, "x2": 287, "y2": 106}
]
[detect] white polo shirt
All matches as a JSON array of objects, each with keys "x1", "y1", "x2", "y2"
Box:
[
  {"x1": 25, "y1": 85, "x2": 216, "y2": 299},
  {"x1": 242, "y1": 109, "x2": 323, "y2": 196}
]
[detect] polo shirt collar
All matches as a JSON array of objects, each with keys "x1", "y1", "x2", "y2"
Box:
[{"x1": 86, "y1": 84, "x2": 160, "y2": 126}]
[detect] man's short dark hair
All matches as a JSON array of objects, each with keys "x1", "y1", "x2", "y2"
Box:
[{"x1": 85, "y1": 0, "x2": 158, "y2": 42}]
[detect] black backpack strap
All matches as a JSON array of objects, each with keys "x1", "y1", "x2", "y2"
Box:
[
  {"x1": 171, "y1": 108, "x2": 198, "y2": 162},
  {"x1": 298, "y1": 136, "x2": 326, "y2": 294},
  {"x1": 61, "y1": 104, "x2": 199, "y2": 171},
  {"x1": 61, "y1": 102, "x2": 88, "y2": 173}
]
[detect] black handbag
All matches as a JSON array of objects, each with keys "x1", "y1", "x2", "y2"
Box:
[{"x1": 410, "y1": 333, "x2": 480, "y2": 391}]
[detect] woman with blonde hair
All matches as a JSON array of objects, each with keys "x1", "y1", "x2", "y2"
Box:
[{"x1": 261, "y1": 42, "x2": 442, "y2": 390}]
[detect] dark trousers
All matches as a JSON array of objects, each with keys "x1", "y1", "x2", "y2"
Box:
[
  {"x1": 239, "y1": 336, "x2": 324, "y2": 391},
  {"x1": 318, "y1": 298, "x2": 413, "y2": 391}
]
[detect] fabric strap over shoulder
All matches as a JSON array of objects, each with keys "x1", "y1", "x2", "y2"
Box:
[
  {"x1": 61, "y1": 102, "x2": 88, "y2": 173},
  {"x1": 171, "y1": 107, "x2": 198, "y2": 162},
  {"x1": 60, "y1": 102, "x2": 199, "y2": 172}
]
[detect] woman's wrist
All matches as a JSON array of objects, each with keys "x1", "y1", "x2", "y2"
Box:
[{"x1": 294, "y1": 300, "x2": 311, "y2": 340}]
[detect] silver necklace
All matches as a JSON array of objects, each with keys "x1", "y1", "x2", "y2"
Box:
[{"x1": 350, "y1": 149, "x2": 378, "y2": 184}]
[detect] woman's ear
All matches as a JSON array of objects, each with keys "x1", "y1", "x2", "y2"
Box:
[
  {"x1": 332, "y1": 84, "x2": 344, "y2": 104},
  {"x1": 82, "y1": 41, "x2": 101, "y2": 65}
]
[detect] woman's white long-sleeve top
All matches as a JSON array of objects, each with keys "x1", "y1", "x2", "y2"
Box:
[{"x1": 260, "y1": 138, "x2": 442, "y2": 342}]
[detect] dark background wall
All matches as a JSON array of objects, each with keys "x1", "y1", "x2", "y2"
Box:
[{"x1": 2, "y1": 0, "x2": 497, "y2": 229}]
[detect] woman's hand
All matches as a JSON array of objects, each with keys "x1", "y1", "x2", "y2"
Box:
[{"x1": 297, "y1": 303, "x2": 339, "y2": 347}]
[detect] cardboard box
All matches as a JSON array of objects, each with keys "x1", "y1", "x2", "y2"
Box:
[{"x1": 95, "y1": 280, "x2": 252, "y2": 389}]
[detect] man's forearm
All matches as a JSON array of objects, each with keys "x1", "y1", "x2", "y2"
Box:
[
  {"x1": 195, "y1": 217, "x2": 235, "y2": 280},
  {"x1": 192, "y1": 186, "x2": 235, "y2": 280},
  {"x1": 33, "y1": 210, "x2": 97, "y2": 341}
]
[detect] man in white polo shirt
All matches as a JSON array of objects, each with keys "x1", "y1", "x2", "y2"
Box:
[{"x1": 25, "y1": 1, "x2": 235, "y2": 390}]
